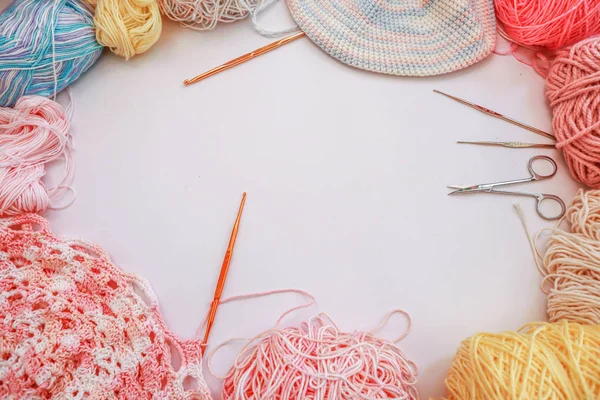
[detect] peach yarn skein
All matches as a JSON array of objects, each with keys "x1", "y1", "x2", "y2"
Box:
[{"x1": 520, "y1": 189, "x2": 600, "y2": 325}]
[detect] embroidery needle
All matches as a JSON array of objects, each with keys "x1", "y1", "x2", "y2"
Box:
[
  {"x1": 434, "y1": 90, "x2": 555, "y2": 141},
  {"x1": 457, "y1": 140, "x2": 556, "y2": 149},
  {"x1": 184, "y1": 32, "x2": 306, "y2": 86},
  {"x1": 201, "y1": 192, "x2": 247, "y2": 355}
]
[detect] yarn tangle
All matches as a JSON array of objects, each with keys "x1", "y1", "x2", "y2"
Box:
[
  {"x1": 0, "y1": 214, "x2": 212, "y2": 399},
  {"x1": 494, "y1": 0, "x2": 600, "y2": 50},
  {"x1": 85, "y1": 0, "x2": 162, "y2": 59},
  {"x1": 0, "y1": 0, "x2": 103, "y2": 107},
  {"x1": 444, "y1": 321, "x2": 600, "y2": 399},
  {"x1": 545, "y1": 37, "x2": 600, "y2": 188},
  {"x1": 0, "y1": 96, "x2": 74, "y2": 216},
  {"x1": 211, "y1": 306, "x2": 419, "y2": 400},
  {"x1": 519, "y1": 189, "x2": 600, "y2": 325},
  {"x1": 159, "y1": 0, "x2": 257, "y2": 30}
]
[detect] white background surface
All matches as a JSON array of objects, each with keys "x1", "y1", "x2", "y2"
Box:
[{"x1": 2, "y1": 1, "x2": 584, "y2": 398}]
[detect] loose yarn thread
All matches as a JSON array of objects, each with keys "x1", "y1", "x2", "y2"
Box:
[
  {"x1": 518, "y1": 189, "x2": 600, "y2": 325},
  {"x1": 209, "y1": 293, "x2": 418, "y2": 400},
  {"x1": 444, "y1": 320, "x2": 600, "y2": 399},
  {"x1": 85, "y1": 0, "x2": 162, "y2": 59},
  {"x1": 0, "y1": 96, "x2": 73, "y2": 216},
  {"x1": 544, "y1": 37, "x2": 600, "y2": 188},
  {"x1": 240, "y1": 0, "x2": 298, "y2": 38},
  {"x1": 494, "y1": 0, "x2": 600, "y2": 50},
  {"x1": 0, "y1": 0, "x2": 102, "y2": 107}
]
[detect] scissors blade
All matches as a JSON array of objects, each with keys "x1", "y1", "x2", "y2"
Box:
[{"x1": 447, "y1": 185, "x2": 487, "y2": 195}]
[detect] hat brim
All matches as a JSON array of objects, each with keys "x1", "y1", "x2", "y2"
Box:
[{"x1": 286, "y1": 0, "x2": 497, "y2": 76}]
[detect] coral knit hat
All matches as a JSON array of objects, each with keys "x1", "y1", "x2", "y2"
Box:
[{"x1": 286, "y1": 0, "x2": 497, "y2": 76}]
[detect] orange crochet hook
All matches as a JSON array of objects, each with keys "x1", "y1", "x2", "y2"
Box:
[
  {"x1": 184, "y1": 32, "x2": 305, "y2": 85},
  {"x1": 201, "y1": 192, "x2": 247, "y2": 355}
]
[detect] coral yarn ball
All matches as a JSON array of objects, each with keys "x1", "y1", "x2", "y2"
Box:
[
  {"x1": 546, "y1": 37, "x2": 600, "y2": 188},
  {"x1": 494, "y1": 0, "x2": 600, "y2": 49}
]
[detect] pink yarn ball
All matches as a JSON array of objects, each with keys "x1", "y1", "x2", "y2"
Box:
[
  {"x1": 547, "y1": 37, "x2": 600, "y2": 188},
  {"x1": 495, "y1": 0, "x2": 600, "y2": 49},
  {"x1": 221, "y1": 314, "x2": 419, "y2": 400},
  {"x1": 0, "y1": 96, "x2": 72, "y2": 215}
]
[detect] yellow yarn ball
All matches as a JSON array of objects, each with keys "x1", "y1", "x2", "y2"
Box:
[
  {"x1": 445, "y1": 321, "x2": 600, "y2": 399},
  {"x1": 86, "y1": 0, "x2": 162, "y2": 59}
]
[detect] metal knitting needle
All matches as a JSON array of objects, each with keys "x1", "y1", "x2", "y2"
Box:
[
  {"x1": 184, "y1": 32, "x2": 306, "y2": 86},
  {"x1": 457, "y1": 140, "x2": 556, "y2": 149},
  {"x1": 201, "y1": 192, "x2": 247, "y2": 355},
  {"x1": 434, "y1": 90, "x2": 556, "y2": 141}
]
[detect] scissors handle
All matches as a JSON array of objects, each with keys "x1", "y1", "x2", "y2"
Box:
[
  {"x1": 535, "y1": 193, "x2": 566, "y2": 220},
  {"x1": 486, "y1": 189, "x2": 566, "y2": 220},
  {"x1": 528, "y1": 155, "x2": 558, "y2": 180}
]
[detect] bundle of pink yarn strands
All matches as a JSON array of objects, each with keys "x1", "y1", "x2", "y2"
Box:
[
  {"x1": 215, "y1": 311, "x2": 419, "y2": 400},
  {"x1": 494, "y1": 0, "x2": 600, "y2": 49},
  {"x1": 545, "y1": 37, "x2": 600, "y2": 188},
  {"x1": 0, "y1": 96, "x2": 73, "y2": 216}
]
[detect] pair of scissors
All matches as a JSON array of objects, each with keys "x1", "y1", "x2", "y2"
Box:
[{"x1": 447, "y1": 156, "x2": 566, "y2": 220}]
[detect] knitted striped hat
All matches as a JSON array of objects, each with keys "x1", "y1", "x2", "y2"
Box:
[{"x1": 286, "y1": 0, "x2": 497, "y2": 76}]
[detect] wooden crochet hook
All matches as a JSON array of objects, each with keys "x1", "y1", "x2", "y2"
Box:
[
  {"x1": 201, "y1": 192, "x2": 247, "y2": 355},
  {"x1": 434, "y1": 90, "x2": 555, "y2": 141},
  {"x1": 184, "y1": 32, "x2": 305, "y2": 85}
]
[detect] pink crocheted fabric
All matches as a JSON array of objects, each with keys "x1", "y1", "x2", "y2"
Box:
[{"x1": 0, "y1": 214, "x2": 212, "y2": 399}]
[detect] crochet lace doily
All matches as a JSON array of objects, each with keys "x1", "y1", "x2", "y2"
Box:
[{"x1": 0, "y1": 214, "x2": 212, "y2": 399}]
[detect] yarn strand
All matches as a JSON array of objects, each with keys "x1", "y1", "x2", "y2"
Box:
[{"x1": 239, "y1": 0, "x2": 299, "y2": 38}]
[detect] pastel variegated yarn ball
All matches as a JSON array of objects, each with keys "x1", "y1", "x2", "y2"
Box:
[
  {"x1": 0, "y1": 214, "x2": 212, "y2": 399},
  {"x1": 0, "y1": 0, "x2": 102, "y2": 107}
]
